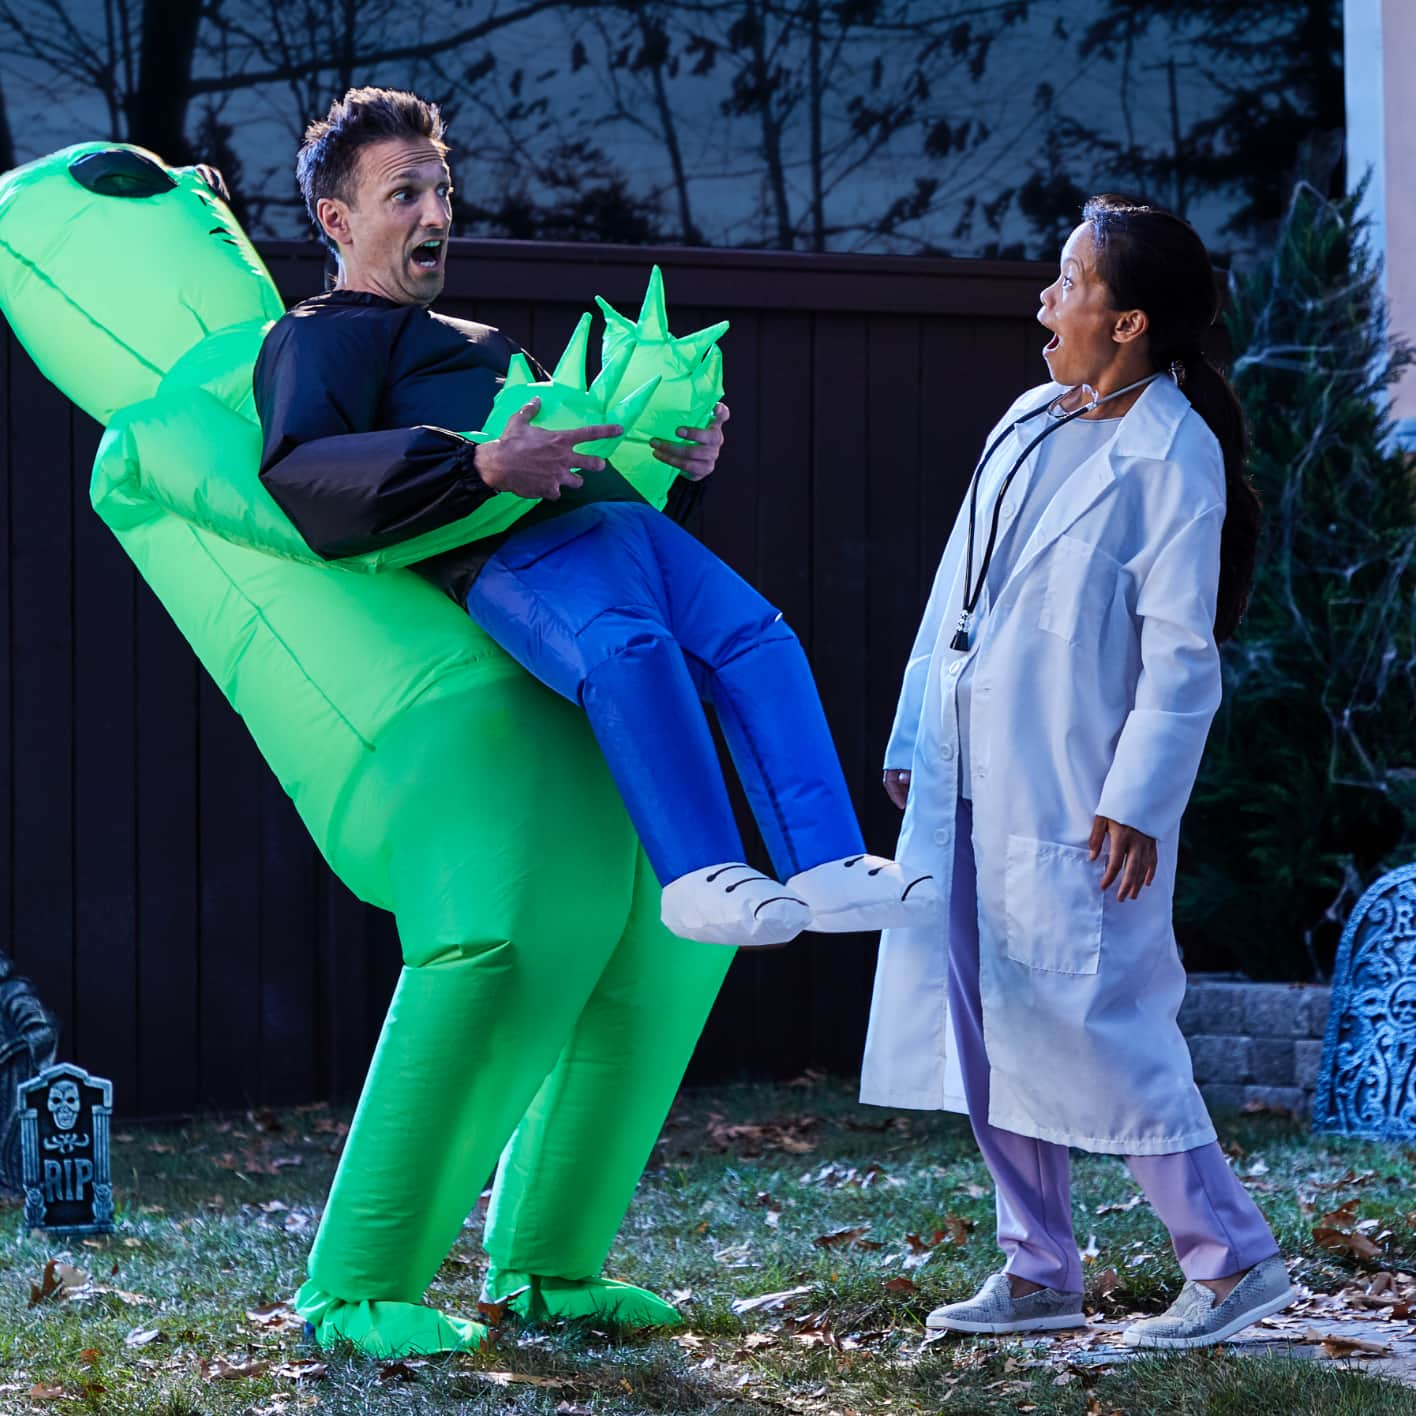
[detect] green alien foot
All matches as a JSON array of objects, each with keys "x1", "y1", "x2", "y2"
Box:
[
  {"x1": 481, "y1": 1266, "x2": 682, "y2": 1329},
  {"x1": 295, "y1": 1280, "x2": 488, "y2": 1358}
]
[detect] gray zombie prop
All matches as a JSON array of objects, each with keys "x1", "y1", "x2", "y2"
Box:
[
  {"x1": 1314, "y1": 863, "x2": 1416, "y2": 1139},
  {"x1": 0, "y1": 953, "x2": 59, "y2": 1193}
]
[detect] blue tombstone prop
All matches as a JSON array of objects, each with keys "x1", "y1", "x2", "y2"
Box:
[
  {"x1": 17, "y1": 1063, "x2": 114, "y2": 1234},
  {"x1": 1313, "y1": 863, "x2": 1416, "y2": 1140}
]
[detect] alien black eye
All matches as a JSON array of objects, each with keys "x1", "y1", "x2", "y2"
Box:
[{"x1": 68, "y1": 148, "x2": 177, "y2": 199}]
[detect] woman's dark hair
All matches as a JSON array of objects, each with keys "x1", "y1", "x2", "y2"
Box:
[
  {"x1": 296, "y1": 87, "x2": 449, "y2": 255},
  {"x1": 1082, "y1": 194, "x2": 1261, "y2": 643}
]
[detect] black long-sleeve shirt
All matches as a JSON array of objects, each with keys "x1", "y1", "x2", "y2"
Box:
[{"x1": 253, "y1": 289, "x2": 703, "y2": 604}]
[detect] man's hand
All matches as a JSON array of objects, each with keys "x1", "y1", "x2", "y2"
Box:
[
  {"x1": 1089, "y1": 815, "x2": 1157, "y2": 902},
  {"x1": 883, "y1": 769, "x2": 911, "y2": 811},
  {"x1": 651, "y1": 401, "x2": 730, "y2": 482},
  {"x1": 478, "y1": 397, "x2": 624, "y2": 500}
]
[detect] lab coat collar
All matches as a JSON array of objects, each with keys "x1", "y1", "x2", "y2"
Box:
[
  {"x1": 1011, "y1": 373, "x2": 1189, "y2": 462},
  {"x1": 996, "y1": 374, "x2": 1191, "y2": 599}
]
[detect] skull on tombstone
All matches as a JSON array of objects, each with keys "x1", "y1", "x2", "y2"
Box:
[
  {"x1": 1390, "y1": 981, "x2": 1416, "y2": 1035},
  {"x1": 47, "y1": 1080, "x2": 80, "y2": 1132}
]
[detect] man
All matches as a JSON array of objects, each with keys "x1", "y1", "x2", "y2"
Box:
[
  {"x1": 257, "y1": 89, "x2": 927, "y2": 949},
  {"x1": 256, "y1": 85, "x2": 732, "y2": 1356}
]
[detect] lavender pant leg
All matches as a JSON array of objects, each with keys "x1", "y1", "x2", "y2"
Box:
[
  {"x1": 947, "y1": 800, "x2": 1085, "y2": 1294},
  {"x1": 1124, "y1": 1144, "x2": 1280, "y2": 1281}
]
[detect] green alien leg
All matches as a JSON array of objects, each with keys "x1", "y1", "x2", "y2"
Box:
[
  {"x1": 295, "y1": 680, "x2": 641, "y2": 1358},
  {"x1": 481, "y1": 847, "x2": 734, "y2": 1328}
]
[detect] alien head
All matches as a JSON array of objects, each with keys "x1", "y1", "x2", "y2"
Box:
[{"x1": 0, "y1": 143, "x2": 285, "y2": 426}]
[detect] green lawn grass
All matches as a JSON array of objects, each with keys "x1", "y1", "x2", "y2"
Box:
[{"x1": 2, "y1": 1077, "x2": 1414, "y2": 1414}]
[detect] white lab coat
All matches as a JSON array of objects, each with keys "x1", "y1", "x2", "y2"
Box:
[{"x1": 860, "y1": 375, "x2": 1223, "y2": 1155}]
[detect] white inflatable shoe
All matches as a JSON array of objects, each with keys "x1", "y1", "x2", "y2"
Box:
[
  {"x1": 660, "y1": 863, "x2": 811, "y2": 947},
  {"x1": 787, "y1": 854, "x2": 940, "y2": 932}
]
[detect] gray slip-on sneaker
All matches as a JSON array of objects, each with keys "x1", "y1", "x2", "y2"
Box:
[
  {"x1": 925, "y1": 1271, "x2": 1086, "y2": 1335},
  {"x1": 1122, "y1": 1254, "x2": 1295, "y2": 1349}
]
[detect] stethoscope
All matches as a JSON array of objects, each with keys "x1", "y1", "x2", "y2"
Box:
[{"x1": 949, "y1": 371, "x2": 1164, "y2": 652}]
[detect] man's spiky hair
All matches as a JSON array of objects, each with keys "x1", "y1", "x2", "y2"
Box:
[{"x1": 296, "y1": 87, "x2": 449, "y2": 253}]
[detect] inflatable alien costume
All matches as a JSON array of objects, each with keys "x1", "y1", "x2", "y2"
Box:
[{"x1": 0, "y1": 142, "x2": 736, "y2": 1354}]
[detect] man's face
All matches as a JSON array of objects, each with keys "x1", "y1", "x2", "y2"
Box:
[{"x1": 320, "y1": 137, "x2": 453, "y2": 305}]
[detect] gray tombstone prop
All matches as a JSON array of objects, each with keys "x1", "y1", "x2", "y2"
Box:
[
  {"x1": 1313, "y1": 863, "x2": 1416, "y2": 1139},
  {"x1": 17, "y1": 1063, "x2": 114, "y2": 1234},
  {"x1": 0, "y1": 955, "x2": 60, "y2": 1193}
]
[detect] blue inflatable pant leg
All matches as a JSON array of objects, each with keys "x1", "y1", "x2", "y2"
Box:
[{"x1": 467, "y1": 502, "x2": 865, "y2": 883}]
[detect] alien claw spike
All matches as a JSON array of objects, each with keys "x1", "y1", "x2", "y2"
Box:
[
  {"x1": 636, "y1": 265, "x2": 670, "y2": 341},
  {"x1": 550, "y1": 311, "x2": 594, "y2": 391},
  {"x1": 677, "y1": 320, "x2": 731, "y2": 366},
  {"x1": 611, "y1": 374, "x2": 663, "y2": 433},
  {"x1": 504, "y1": 352, "x2": 537, "y2": 388}
]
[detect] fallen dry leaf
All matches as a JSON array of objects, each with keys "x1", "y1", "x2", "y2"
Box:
[
  {"x1": 555, "y1": 1405, "x2": 594, "y2": 1416},
  {"x1": 77, "y1": 1350, "x2": 100, "y2": 1366},
  {"x1": 939, "y1": 1214, "x2": 975, "y2": 1246},
  {"x1": 245, "y1": 1303, "x2": 304, "y2": 1332},
  {"x1": 26, "y1": 1384, "x2": 68, "y2": 1402},
  {"x1": 1094, "y1": 1195, "x2": 1144, "y2": 1216},
  {"x1": 378, "y1": 1360, "x2": 424, "y2": 1383},
  {"x1": 270, "y1": 1359, "x2": 327, "y2": 1381},
  {"x1": 474, "y1": 1372, "x2": 571, "y2": 1389},
  {"x1": 705, "y1": 1112, "x2": 819, "y2": 1157},
  {"x1": 884, "y1": 1277, "x2": 919, "y2": 1295},
  {"x1": 124, "y1": 1327, "x2": 166, "y2": 1347},
  {"x1": 731, "y1": 1285, "x2": 813, "y2": 1314},
  {"x1": 28, "y1": 1260, "x2": 91, "y2": 1306},
  {"x1": 201, "y1": 1355, "x2": 270, "y2": 1380},
  {"x1": 1303, "y1": 1327, "x2": 1391, "y2": 1359},
  {"x1": 1094, "y1": 1267, "x2": 1121, "y2": 1298},
  {"x1": 814, "y1": 1225, "x2": 872, "y2": 1250},
  {"x1": 1313, "y1": 1200, "x2": 1384, "y2": 1260}
]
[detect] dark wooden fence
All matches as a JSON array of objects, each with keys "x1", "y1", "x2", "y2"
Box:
[{"x1": 1, "y1": 239, "x2": 1053, "y2": 1117}]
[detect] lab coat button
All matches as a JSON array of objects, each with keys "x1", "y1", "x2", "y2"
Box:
[
  {"x1": 1002, "y1": 499, "x2": 1016, "y2": 518},
  {"x1": 947, "y1": 660, "x2": 963, "y2": 676},
  {"x1": 940, "y1": 743, "x2": 955, "y2": 761},
  {"x1": 933, "y1": 828, "x2": 950, "y2": 846}
]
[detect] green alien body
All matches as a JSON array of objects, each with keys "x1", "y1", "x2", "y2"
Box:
[{"x1": 0, "y1": 142, "x2": 733, "y2": 1354}]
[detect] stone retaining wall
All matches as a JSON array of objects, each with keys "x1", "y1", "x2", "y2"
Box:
[{"x1": 1177, "y1": 975, "x2": 1332, "y2": 1117}]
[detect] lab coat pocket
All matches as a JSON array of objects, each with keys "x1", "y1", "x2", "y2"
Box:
[
  {"x1": 1037, "y1": 534, "x2": 1117, "y2": 646},
  {"x1": 1003, "y1": 834, "x2": 1103, "y2": 975}
]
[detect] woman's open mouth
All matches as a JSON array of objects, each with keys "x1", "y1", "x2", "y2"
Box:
[
  {"x1": 410, "y1": 238, "x2": 444, "y2": 271},
  {"x1": 1038, "y1": 311, "x2": 1061, "y2": 355}
]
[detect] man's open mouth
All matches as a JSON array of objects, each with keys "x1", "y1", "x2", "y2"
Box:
[{"x1": 410, "y1": 238, "x2": 444, "y2": 270}]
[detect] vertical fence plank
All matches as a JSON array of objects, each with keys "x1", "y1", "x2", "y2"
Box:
[
  {"x1": 197, "y1": 680, "x2": 263, "y2": 1105},
  {"x1": 135, "y1": 590, "x2": 201, "y2": 1118},
  {"x1": 258, "y1": 777, "x2": 319, "y2": 1105},
  {"x1": 71, "y1": 407, "x2": 139, "y2": 1100},
  {"x1": 0, "y1": 328, "x2": 12, "y2": 983},
  {"x1": 806, "y1": 313, "x2": 873, "y2": 1073},
  {"x1": 8, "y1": 353, "x2": 76, "y2": 1037}
]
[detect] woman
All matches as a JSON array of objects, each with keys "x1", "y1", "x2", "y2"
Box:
[{"x1": 861, "y1": 196, "x2": 1291, "y2": 1349}]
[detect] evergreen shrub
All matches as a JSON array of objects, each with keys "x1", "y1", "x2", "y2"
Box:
[{"x1": 1177, "y1": 181, "x2": 1416, "y2": 980}]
